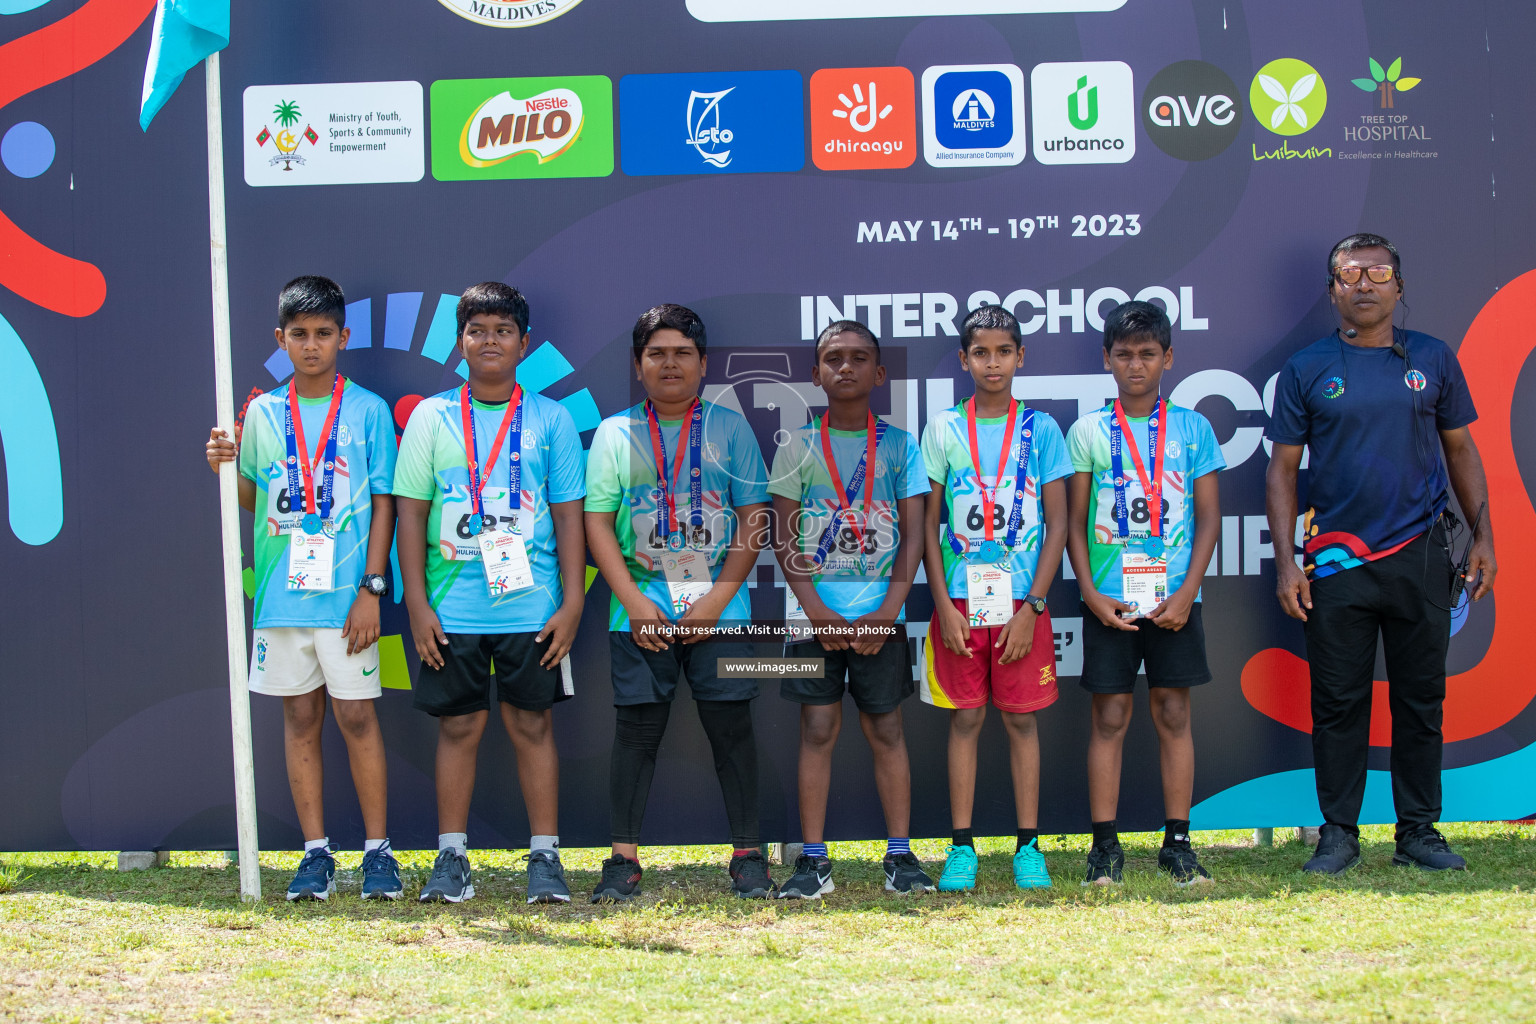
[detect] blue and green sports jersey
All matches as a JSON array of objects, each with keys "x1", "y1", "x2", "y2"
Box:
[
  {"x1": 920, "y1": 404, "x2": 1073, "y2": 599},
  {"x1": 584, "y1": 400, "x2": 769, "y2": 630},
  {"x1": 767, "y1": 420, "x2": 927, "y2": 623},
  {"x1": 1065, "y1": 401, "x2": 1225, "y2": 602},
  {"x1": 393, "y1": 388, "x2": 586, "y2": 634},
  {"x1": 238, "y1": 380, "x2": 397, "y2": 629}
]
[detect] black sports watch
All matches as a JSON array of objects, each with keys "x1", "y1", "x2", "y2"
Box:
[
  {"x1": 1023, "y1": 595, "x2": 1047, "y2": 615},
  {"x1": 359, "y1": 574, "x2": 388, "y2": 597}
]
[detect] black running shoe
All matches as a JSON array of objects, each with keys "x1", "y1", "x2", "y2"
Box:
[
  {"x1": 883, "y1": 852, "x2": 935, "y2": 893},
  {"x1": 1158, "y1": 843, "x2": 1212, "y2": 886},
  {"x1": 524, "y1": 849, "x2": 572, "y2": 904},
  {"x1": 1392, "y1": 825, "x2": 1467, "y2": 871},
  {"x1": 419, "y1": 849, "x2": 474, "y2": 903},
  {"x1": 1302, "y1": 823, "x2": 1361, "y2": 875},
  {"x1": 776, "y1": 854, "x2": 834, "y2": 899},
  {"x1": 728, "y1": 850, "x2": 776, "y2": 899},
  {"x1": 1082, "y1": 841, "x2": 1124, "y2": 886},
  {"x1": 589, "y1": 855, "x2": 643, "y2": 903}
]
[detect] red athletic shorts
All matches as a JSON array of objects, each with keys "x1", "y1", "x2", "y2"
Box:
[{"x1": 922, "y1": 599, "x2": 1059, "y2": 713}]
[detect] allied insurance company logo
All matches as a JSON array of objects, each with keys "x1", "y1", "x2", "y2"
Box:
[
  {"x1": 1030, "y1": 61, "x2": 1135, "y2": 164},
  {"x1": 618, "y1": 70, "x2": 805, "y2": 176},
  {"x1": 809, "y1": 66, "x2": 916, "y2": 170},
  {"x1": 1140, "y1": 61, "x2": 1243, "y2": 161},
  {"x1": 436, "y1": 0, "x2": 585, "y2": 28},
  {"x1": 1249, "y1": 58, "x2": 1331, "y2": 161},
  {"x1": 921, "y1": 64, "x2": 1026, "y2": 167},
  {"x1": 430, "y1": 76, "x2": 613, "y2": 180}
]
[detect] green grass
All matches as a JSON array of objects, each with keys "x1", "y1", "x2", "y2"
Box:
[{"x1": 2, "y1": 824, "x2": 1534, "y2": 1023}]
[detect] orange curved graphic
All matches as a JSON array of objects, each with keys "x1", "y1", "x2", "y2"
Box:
[
  {"x1": 0, "y1": 0, "x2": 156, "y2": 318},
  {"x1": 1242, "y1": 268, "x2": 1536, "y2": 744}
]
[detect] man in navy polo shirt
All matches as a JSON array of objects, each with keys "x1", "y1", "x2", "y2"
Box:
[{"x1": 1265, "y1": 233, "x2": 1497, "y2": 874}]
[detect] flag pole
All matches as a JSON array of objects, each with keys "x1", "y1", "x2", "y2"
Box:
[{"x1": 205, "y1": 49, "x2": 261, "y2": 902}]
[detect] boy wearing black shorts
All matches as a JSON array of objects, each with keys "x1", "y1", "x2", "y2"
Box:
[
  {"x1": 769, "y1": 320, "x2": 932, "y2": 897},
  {"x1": 395, "y1": 283, "x2": 587, "y2": 904},
  {"x1": 1065, "y1": 300, "x2": 1224, "y2": 886},
  {"x1": 584, "y1": 304, "x2": 773, "y2": 901}
]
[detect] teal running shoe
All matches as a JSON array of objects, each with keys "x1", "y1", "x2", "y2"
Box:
[
  {"x1": 1012, "y1": 838, "x2": 1052, "y2": 889},
  {"x1": 936, "y1": 844, "x2": 978, "y2": 892}
]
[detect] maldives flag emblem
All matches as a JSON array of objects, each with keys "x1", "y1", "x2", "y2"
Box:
[
  {"x1": 304, "y1": 125, "x2": 319, "y2": 145},
  {"x1": 255, "y1": 126, "x2": 271, "y2": 146}
]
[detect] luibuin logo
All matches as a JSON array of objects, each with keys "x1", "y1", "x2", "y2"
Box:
[
  {"x1": 1067, "y1": 76, "x2": 1098, "y2": 129},
  {"x1": 1250, "y1": 59, "x2": 1326, "y2": 136},
  {"x1": 1352, "y1": 58, "x2": 1420, "y2": 108}
]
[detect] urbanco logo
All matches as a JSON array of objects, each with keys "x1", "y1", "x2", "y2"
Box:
[
  {"x1": 1030, "y1": 61, "x2": 1134, "y2": 165},
  {"x1": 810, "y1": 66, "x2": 916, "y2": 170},
  {"x1": 436, "y1": 0, "x2": 585, "y2": 28},
  {"x1": 430, "y1": 76, "x2": 613, "y2": 180},
  {"x1": 922, "y1": 64, "x2": 1025, "y2": 167},
  {"x1": 1141, "y1": 60, "x2": 1243, "y2": 160},
  {"x1": 1250, "y1": 58, "x2": 1326, "y2": 136},
  {"x1": 619, "y1": 70, "x2": 805, "y2": 176}
]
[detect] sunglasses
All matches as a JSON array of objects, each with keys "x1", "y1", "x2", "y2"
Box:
[{"x1": 1333, "y1": 264, "x2": 1397, "y2": 286}]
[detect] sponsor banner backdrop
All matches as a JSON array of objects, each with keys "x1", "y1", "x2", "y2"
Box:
[{"x1": 2, "y1": 0, "x2": 1535, "y2": 852}]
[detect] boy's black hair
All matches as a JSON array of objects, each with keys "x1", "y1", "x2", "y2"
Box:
[
  {"x1": 960, "y1": 304, "x2": 1022, "y2": 348},
  {"x1": 457, "y1": 281, "x2": 530, "y2": 338},
  {"x1": 632, "y1": 303, "x2": 707, "y2": 359},
  {"x1": 815, "y1": 319, "x2": 881, "y2": 360},
  {"x1": 1102, "y1": 300, "x2": 1172, "y2": 352},
  {"x1": 278, "y1": 275, "x2": 346, "y2": 329}
]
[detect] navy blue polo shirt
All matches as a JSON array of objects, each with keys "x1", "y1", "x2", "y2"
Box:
[{"x1": 1266, "y1": 330, "x2": 1477, "y2": 579}]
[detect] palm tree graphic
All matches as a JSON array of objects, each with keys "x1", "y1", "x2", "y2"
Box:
[{"x1": 271, "y1": 100, "x2": 303, "y2": 169}]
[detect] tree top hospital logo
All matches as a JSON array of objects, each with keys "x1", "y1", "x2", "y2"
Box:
[
  {"x1": 1030, "y1": 61, "x2": 1134, "y2": 164},
  {"x1": 922, "y1": 64, "x2": 1025, "y2": 167},
  {"x1": 619, "y1": 70, "x2": 804, "y2": 176},
  {"x1": 1250, "y1": 58, "x2": 1327, "y2": 136},
  {"x1": 810, "y1": 67, "x2": 915, "y2": 170},
  {"x1": 431, "y1": 76, "x2": 613, "y2": 180},
  {"x1": 1141, "y1": 61, "x2": 1243, "y2": 160},
  {"x1": 1353, "y1": 56, "x2": 1420, "y2": 108},
  {"x1": 436, "y1": 0, "x2": 586, "y2": 27}
]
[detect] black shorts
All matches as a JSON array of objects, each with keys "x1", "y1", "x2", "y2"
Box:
[
  {"x1": 609, "y1": 632, "x2": 759, "y2": 705},
  {"x1": 413, "y1": 632, "x2": 573, "y2": 716},
  {"x1": 781, "y1": 626, "x2": 914, "y2": 714},
  {"x1": 1079, "y1": 603, "x2": 1211, "y2": 693}
]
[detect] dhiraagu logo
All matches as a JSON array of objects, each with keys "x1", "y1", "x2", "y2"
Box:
[
  {"x1": 431, "y1": 76, "x2": 613, "y2": 180},
  {"x1": 1250, "y1": 59, "x2": 1326, "y2": 137}
]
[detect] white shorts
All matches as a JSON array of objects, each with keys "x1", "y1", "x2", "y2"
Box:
[{"x1": 250, "y1": 627, "x2": 382, "y2": 699}]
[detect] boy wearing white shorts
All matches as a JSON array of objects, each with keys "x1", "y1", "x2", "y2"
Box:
[{"x1": 206, "y1": 275, "x2": 400, "y2": 901}]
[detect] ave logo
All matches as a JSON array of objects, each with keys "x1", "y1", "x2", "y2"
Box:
[
  {"x1": 1141, "y1": 61, "x2": 1244, "y2": 160},
  {"x1": 430, "y1": 76, "x2": 613, "y2": 180}
]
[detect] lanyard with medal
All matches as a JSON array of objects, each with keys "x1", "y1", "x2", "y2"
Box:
[
  {"x1": 956, "y1": 398, "x2": 1034, "y2": 626},
  {"x1": 284, "y1": 375, "x2": 345, "y2": 591},
  {"x1": 462, "y1": 383, "x2": 535, "y2": 595},
  {"x1": 646, "y1": 399, "x2": 712, "y2": 616},
  {"x1": 1111, "y1": 397, "x2": 1168, "y2": 617},
  {"x1": 812, "y1": 411, "x2": 885, "y2": 573}
]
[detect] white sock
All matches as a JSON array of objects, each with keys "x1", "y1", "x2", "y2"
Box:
[
  {"x1": 364, "y1": 838, "x2": 389, "y2": 854},
  {"x1": 439, "y1": 832, "x2": 467, "y2": 855},
  {"x1": 530, "y1": 835, "x2": 558, "y2": 855},
  {"x1": 304, "y1": 837, "x2": 329, "y2": 853}
]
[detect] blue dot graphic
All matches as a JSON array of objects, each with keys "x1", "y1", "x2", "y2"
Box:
[
  {"x1": 2, "y1": 121, "x2": 55, "y2": 178},
  {"x1": 0, "y1": 0, "x2": 55, "y2": 14}
]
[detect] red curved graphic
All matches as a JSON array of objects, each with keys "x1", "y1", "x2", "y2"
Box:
[
  {"x1": 0, "y1": 0, "x2": 156, "y2": 317},
  {"x1": 1242, "y1": 269, "x2": 1536, "y2": 744}
]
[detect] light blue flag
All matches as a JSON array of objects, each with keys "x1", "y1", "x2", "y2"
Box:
[{"x1": 139, "y1": 0, "x2": 230, "y2": 131}]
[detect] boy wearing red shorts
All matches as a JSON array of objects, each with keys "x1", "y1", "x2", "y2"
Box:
[{"x1": 919, "y1": 305, "x2": 1072, "y2": 891}]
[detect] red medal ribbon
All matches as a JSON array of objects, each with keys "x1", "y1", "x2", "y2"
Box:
[
  {"x1": 645, "y1": 398, "x2": 699, "y2": 536},
  {"x1": 965, "y1": 397, "x2": 1019, "y2": 543},
  {"x1": 819, "y1": 410, "x2": 879, "y2": 552},
  {"x1": 287, "y1": 374, "x2": 346, "y2": 516},
  {"x1": 1112, "y1": 397, "x2": 1166, "y2": 538},
  {"x1": 460, "y1": 383, "x2": 523, "y2": 516}
]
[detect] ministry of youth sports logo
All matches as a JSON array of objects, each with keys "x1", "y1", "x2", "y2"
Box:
[
  {"x1": 687, "y1": 89, "x2": 734, "y2": 167},
  {"x1": 437, "y1": 0, "x2": 585, "y2": 28}
]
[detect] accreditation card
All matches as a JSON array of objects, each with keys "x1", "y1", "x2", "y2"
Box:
[
  {"x1": 1121, "y1": 550, "x2": 1169, "y2": 619},
  {"x1": 965, "y1": 564, "x2": 1014, "y2": 627},
  {"x1": 288, "y1": 531, "x2": 336, "y2": 591}
]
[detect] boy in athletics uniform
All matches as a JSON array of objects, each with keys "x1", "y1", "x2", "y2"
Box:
[
  {"x1": 769, "y1": 320, "x2": 934, "y2": 898},
  {"x1": 204, "y1": 275, "x2": 400, "y2": 901},
  {"x1": 921, "y1": 305, "x2": 1073, "y2": 892},
  {"x1": 585, "y1": 304, "x2": 774, "y2": 901},
  {"x1": 395, "y1": 282, "x2": 586, "y2": 905},
  {"x1": 1065, "y1": 300, "x2": 1223, "y2": 886}
]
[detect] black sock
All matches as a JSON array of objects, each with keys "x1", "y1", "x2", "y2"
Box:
[
  {"x1": 951, "y1": 828, "x2": 974, "y2": 848},
  {"x1": 609, "y1": 702, "x2": 672, "y2": 845},
  {"x1": 1163, "y1": 819, "x2": 1191, "y2": 847},
  {"x1": 1016, "y1": 828, "x2": 1038, "y2": 852},
  {"x1": 696, "y1": 700, "x2": 760, "y2": 848},
  {"x1": 1091, "y1": 820, "x2": 1118, "y2": 848}
]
